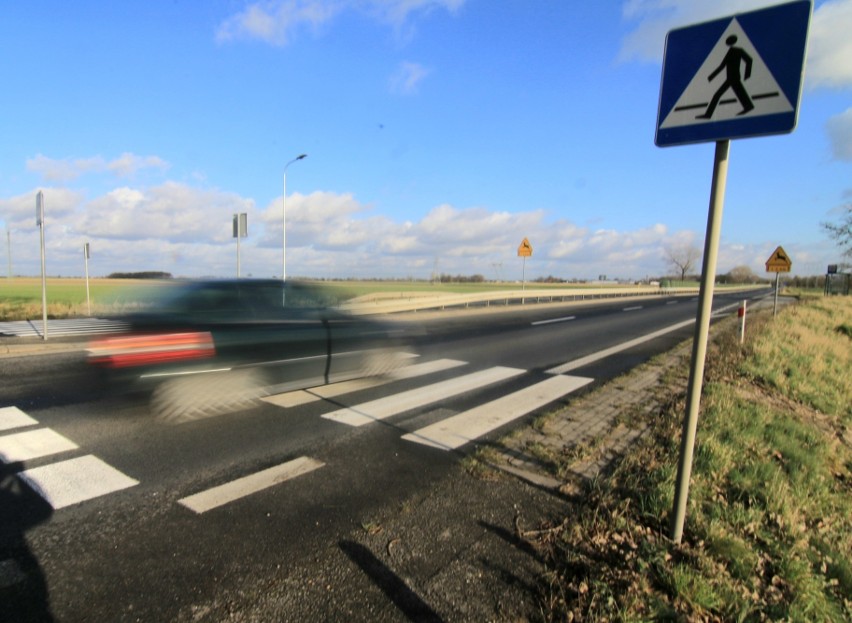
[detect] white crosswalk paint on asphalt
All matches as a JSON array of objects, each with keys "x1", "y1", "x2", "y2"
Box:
[
  {"x1": 178, "y1": 456, "x2": 324, "y2": 514},
  {"x1": 401, "y1": 374, "x2": 594, "y2": 450},
  {"x1": 1, "y1": 408, "x2": 140, "y2": 510},
  {"x1": 322, "y1": 366, "x2": 525, "y2": 427},
  {"x1": 0, "y1": 428, "x2": 79, "y2": 462},
  {"x1": 19, "y1": 455, "x2": 139, "y2": 510},
  {"x1": 0, "y1": 406, "x2": 38, "y2": 432},
  {"x1": 263, "y1": 358, "x2": 468, "y2": 408}
]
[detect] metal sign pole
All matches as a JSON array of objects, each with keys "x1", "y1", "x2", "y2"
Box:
[
  {"x1": 670, "y1": 139, "x2": 730, "y2": 544},
  {"x1": 84, "y1": 243, "x2": 91, "y2": 316},
  {"x1": 774, "y1": 273, "x2": 780, "y2": 316},
  {"x1": 36, "y1": 191, "x2": 48, "y2": 340}
]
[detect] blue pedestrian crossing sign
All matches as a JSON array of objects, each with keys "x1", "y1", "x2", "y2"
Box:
[{"x1": 656, "y1": 1, "x2": 811, "y2": 147}]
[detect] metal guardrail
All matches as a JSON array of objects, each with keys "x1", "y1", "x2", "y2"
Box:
[{"x1": 339, "y1": 285, "x2": 766, "y2": 315}]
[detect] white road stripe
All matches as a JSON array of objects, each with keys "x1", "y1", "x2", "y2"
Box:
[
  {"x1": 263, "y1": 359, "x2": 467, "y2": 408},
  {"x1": 0, "y1": 406, "x2": 38, "y2": 432},
  {"x1": 322, "y1": 366, "x2": 525, "y2": 427},
  {"x1": 0, "y1": 428, "x2": 78, "y2": 462},
  {"x1": 546, "y1": 302, "x2": 741, "y2": 375},
  {"x1": 666, "y1": 300, "x2": 679, "y2": 305},
  {"x1": 547, "y1": 318, "x2": 695, "y2": 374},
  {"x1": 402, "y1": 374, "x2": 594, "y2": 450},
  {"x1": 19, "y1": 455, "x2": 139, "y2": 509},
  {"x1": 531, "y1": 316, "x2": 576, "y2": 326},
  {"x1": 178, "y1": 456, "x2": 324, "y2": 514},
  {"x1": 623, "y1": 306, "x2": 643, "y2": 312}
]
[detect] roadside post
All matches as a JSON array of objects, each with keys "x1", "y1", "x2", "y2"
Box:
[
  {"x1": 36, "y1": 190, "x2": 48, "y2": 340},
  {"x1": 765, "y1": 245, "x2": 792, "y2": 316},
  {"x1": 84, "y1": 242, "x2": 91, "y2": 316},
  {"x1": 738, "y1": 300, "x2": 747, "y2": 344},
  {"x1": 655, "y1": 1, "x2": 811, "y2": 543},
  {"x1": 233, "y1": 213, "x2": 247, "y2": 278},
  {"x1": 517, "y1": 237, "x2": 532, "y2": 303}
]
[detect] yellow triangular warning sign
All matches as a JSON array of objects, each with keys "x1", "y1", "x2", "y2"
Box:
[{"x1": 765, "y1": 245, "x2": 792, "y2": 273}]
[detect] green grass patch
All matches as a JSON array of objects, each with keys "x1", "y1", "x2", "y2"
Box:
[{"x1": 530, "y1": 296, "x2": 852, "y2": 622}]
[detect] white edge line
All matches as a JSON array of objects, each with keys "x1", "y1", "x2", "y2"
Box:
[
  {"x1": 546, "y1": 319, "x2": 694, "y2": 374},
  {"x1": 546, "y1": 301, "x2": 740, "y2": 375},
  {"x1": 531, "y1": 316, "x2": 576, "y2": 326},
  {"x1": 178, "y1": 456, "x2": 324, "y2": 514}
]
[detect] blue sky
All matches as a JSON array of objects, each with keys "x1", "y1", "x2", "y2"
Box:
[{"x1": 1, "y1": 0, "x2": 850, "y2": 281}]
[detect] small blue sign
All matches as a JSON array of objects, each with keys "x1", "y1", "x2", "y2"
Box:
[{"x1": 656, "y1": 1, "x2": 811, "y2": 147}]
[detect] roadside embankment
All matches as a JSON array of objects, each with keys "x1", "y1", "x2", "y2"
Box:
[{"x1": 477, "y1": 294, "x2": 851, "y2": 621}]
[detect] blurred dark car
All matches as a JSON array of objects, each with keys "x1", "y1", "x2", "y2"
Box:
[{"x1": 87, "y1": 279, "x2": 409, "y2": 421}]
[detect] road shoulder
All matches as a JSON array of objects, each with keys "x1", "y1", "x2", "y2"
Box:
[{"x1": 219, "y1": 339, "x2": 692, "y2": 622}]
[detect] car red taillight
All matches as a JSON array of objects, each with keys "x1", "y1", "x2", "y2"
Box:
[{"x1": 87, "y1": 332, "x2": 216, "y2": 368}]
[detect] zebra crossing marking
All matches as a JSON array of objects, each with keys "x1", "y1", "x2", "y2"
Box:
[
  {"x1": 401, "y1": 374, "x2": 593, "y2": 450},
  {"x1": 322, "y1": 366, "x2": 525, "y2": 427},
  {"x1": 262, "y1": 358, "x2": 467, "y2": 408},
  {"x1": 0, "y1": 406, "x2": 38, "y2": 431},
  {"x1": 178, "y1": 456, "x2": 324, "y2": 514},
  {"x1": 0, "y1": 428, "x2": 79, "y2": 462},
  {"x1": 19, "y1": 455, "x2": 139, "y2": 510},
  {"x1": 0, "y1": 408, "x2": 139, "y2": 510}
]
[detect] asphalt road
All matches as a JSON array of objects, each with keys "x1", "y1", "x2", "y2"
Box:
[{"x1": 0, "y1": 289, "x2": 772, "y2": 622}]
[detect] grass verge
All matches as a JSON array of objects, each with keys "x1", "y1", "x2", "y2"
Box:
[{"x1": 528, "y1": 296, "x2": 852, "y2": 622}]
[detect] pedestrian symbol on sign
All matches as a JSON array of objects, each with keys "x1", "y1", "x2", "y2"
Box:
[{"x1": 696, "y1": 35, "x2": 754, "y2": 119}]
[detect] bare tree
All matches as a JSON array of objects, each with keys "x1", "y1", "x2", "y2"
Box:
[
  {"x1": 821, "y1": 203, "x2": 852, "y2": 258},
  {"x1": 726, "y1": 265, "x2": 759, "y2": 284},
  {"x1": 664, "y1": 245, "x2": 701, "y2": 281}
]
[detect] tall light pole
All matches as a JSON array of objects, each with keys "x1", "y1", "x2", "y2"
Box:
[
  {"x1": 282, "y1": 154, "x2": 307, "y2": 282},
  {"x1": 6, "y1": 228, "x2": 11, "y2": 279}
]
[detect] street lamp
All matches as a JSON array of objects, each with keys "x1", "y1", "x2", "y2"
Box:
[{"x1": 282, "y1": 154, "x2": 307, "y2": 282}]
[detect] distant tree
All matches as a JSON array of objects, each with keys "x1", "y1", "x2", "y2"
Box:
[
  {"x1": 437, "y1": 273, "x2": 485, "y2": 283},
  {"x1": 821, "y1": 204, "x2": 852, "y2": 258},
  {"x1": 725, "y1": 265, "x2": 759, "y2": 284},
  {"x1": 107, "y1": 271, "x2": 173, "y2": 279},
  {"x1": 664, "y1": 245, "x2": 701, "y2": 281},
  {"x1": 534, "y1": 275, "x2": 566, "y2": 283}
]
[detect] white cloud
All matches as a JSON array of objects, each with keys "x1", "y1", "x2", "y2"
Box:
[
  {"x1": 0, "y1": 188, "x2": 84, "y2": 225},
  {"x1": 106, "y1": 153, "x2": 170, "y2": 177},
  {"x1": 216, "y1": 0, "x2": 465, "y2": 46},
  {"x1": 81, "y1": 182, "x2": 254, "y2": 243},
  {"x1": 0, "y1": 180, "x2": 836, "y2": 280},
  {"x1": 390, "y1": 61, "x2": 431, "y2": 95},
  {"x1": 26, "y1": 153, "x2": 168, "y2": 182},
  {"x1": 807, "y1": 0, "x2": 852, "y2": 89},
  {"x1": 618, "y1": 0, "x2": 770, "y2": 63},
  {"x1": 826, "y1": 107, "x2": 852, "y2": 160},
  {"x1": 216, "y1": 0, "x2": 343, "y2": 46}
]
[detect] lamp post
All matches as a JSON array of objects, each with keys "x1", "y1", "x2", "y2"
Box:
[{"x1": 282, "y1": 154, "x2": 307, "y2": 282}]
